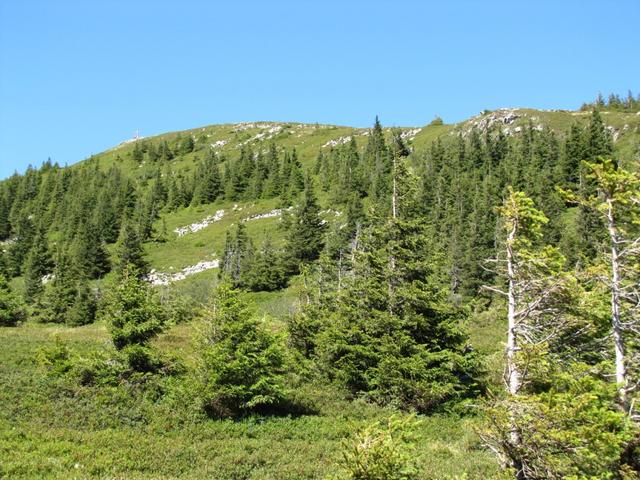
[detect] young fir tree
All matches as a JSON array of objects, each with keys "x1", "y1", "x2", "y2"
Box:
[
  {"x1": 71, "y1": 221, "x2": 110, "y2": 279},
  {"x1": 0, "y1": 274, "x2": 25, "y2": 326},
  {"x1": 40, "y1": 249, "x2": 79, "y2": 324},
  {"x1": 102, "y1": 264, "x2": 164, "y2": 371},
  {"x1": 191, "y1": 155, "x2": 221, "y2": 205},
  {"x1": 285, "y1": 176, "x2": 326, "y2": 271},
  {"x1": 7, "y1": 213, "x2": 35, "y2": 276},
  {"x1": 196, "y1": 283, "x2": 286, "y2": 417}
]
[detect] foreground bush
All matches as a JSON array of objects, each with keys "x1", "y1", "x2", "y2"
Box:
[{"x1": 332, "y1": 415, "x2": 420, "y2": 480}]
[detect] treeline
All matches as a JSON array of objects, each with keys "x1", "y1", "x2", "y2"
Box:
[
  {"x1": 313, "y1": 111, "x2": 614, "y2": 301},
  {"x1": 581, "y1": 90, "x2": 640, "y2": 112}
]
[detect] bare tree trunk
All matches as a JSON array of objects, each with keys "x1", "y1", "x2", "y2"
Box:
[
  {"x1": 606, "y1": 198, "x2": 629, "y2": 409},
  {"x1": 505, "y1": 223, "x2": 524, "y2": 479},
  {"x1": 388, "y1": 156, "x2": 397, "y2": 315}
]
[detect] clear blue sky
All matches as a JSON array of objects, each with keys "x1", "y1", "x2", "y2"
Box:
[{"x1": 1, "y1": 0, "x2": 638, "y2": 179}]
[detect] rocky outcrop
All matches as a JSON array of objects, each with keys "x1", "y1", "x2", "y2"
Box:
[
  {"x1": 456, "y1": 108, "x2": 543, "y2": 137},
  {"x1": 146, "y1": 259, "x2": 220, "y2": 286},
  {"x1": 242, "y1": 207, "x2": 293, "y2": 222},
  {"x1": 174, "y1": 209, "x2": 225, "y2": 237},
  {"x1": 323, "y1": 136, "x2": 353, "y2": 148}
]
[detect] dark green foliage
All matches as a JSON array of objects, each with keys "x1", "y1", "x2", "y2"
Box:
[
  {"x1": 71, "y1": 221, "x2": 110, "y2": 279},
  {"x1": 0, "y1": 274, "x2": 25, "y2": 326},
  {"x1": 308, "y1": 159, "x2": 481, "y2": 412},
  {"x1": 285, "y1": 177, "x2": 326, "y2": 269},
  {"x1": 103, "y1": 265, "x2": 164, "y2": 351},
  {"x1": 242, "y1": 238, "x2": 287, "y2": 292},
  {"x1": 580, "y1": 90, "x2": 640, "y2": 112},
  {"x1": 132, "y1": 141, "x2": 144, "y2": 163},
  {"x1": 179, "y1": 135, "x2": 195, "y2": 155},
  {"x1": 197, "y1": 283, "x2": 287, "y2": 417},
  {"x1": 23, "y1": 228, "x2": 52, "y2": 301},
  {"x1": 39, "y1": 250, "x2": 78, "y2": 324},
  {"x1": 7, "y1": 213, "x2": 35, "y2": 276},
  {"x1": 0, "y1": 193, "x2": 11, "y2": 240},
  {"x1": 114, "y1": 220, "x2": 148, "y2": 276},
  {"x1": 191, "y1": 154, "x2": 221, "y2": 205},
  {"x1": 66, "y1": 282, "x2": 97, "y2": 326}
]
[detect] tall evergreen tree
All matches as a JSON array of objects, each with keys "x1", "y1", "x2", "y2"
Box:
[
  {"x1": 23, "y1": 228, "x2": 52, "y2": 301},
  {"x1": 114, "y1": 221, "x2": 148, "y2": 276},
  {"x1": 309, "y1": 158, "x2": 481, "y2": 411},
  {"x1": 285, "y1": 177, "x2": 326, "y2": 270}
]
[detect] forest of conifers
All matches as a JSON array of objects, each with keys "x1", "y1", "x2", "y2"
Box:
[{"x1": 1, "y1": 94, "x2": 640, "y2": 479}]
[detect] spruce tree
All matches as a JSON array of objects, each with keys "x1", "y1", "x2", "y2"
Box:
[
  {"x1": 66, "y1": 282, "x2": 97, "y2": 327},
  {"x1": 242, "y1": 238, "x2": 287, "y2": 292},
  {"x1": 23, "y1": 228, "x2": 52, "y2": 301},
  {"x1": 197, "y1": 283, "x2": 286, "y2": 417},
  {"x1": 114, "y1": 220, "x2": 148, "y2": 276},
  {"x1": 220, "y1": 223, "x2": 254, "y2": 286},
  {"x1": 71, "y1": 221, "x2": 110, "y2": 279},
  {"x1": 312, "y1": 158, "x2": 481, "y2": 411},
  {"x1": 42, "y1": 249, "x2": 79, "y2": 324},
  {"x1": 285, "y1": 177, "x2": 326, "y2": 270},
  {"x1": 0, "y1": 274, "x2": 25, "y2": 326},
  {"x1": 7, "y1": 213, "x2": 35, "y2": 276},
  {"x1": 102, "y1": 264, "x2": 164, "y2": 370}
]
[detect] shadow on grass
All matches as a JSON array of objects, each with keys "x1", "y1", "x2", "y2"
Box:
[{"x1": 203, "y1": 396, "x2": 319, "y2": 421}]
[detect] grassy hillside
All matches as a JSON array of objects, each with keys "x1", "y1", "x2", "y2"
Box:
[
  {"x1": 2, "y1": 106, "x2": 640, "y2": 479},
  {"x1": 84, "y1": 107, "x2": 640, "y2": 300},
  {"x1": 0, "y1": 317, "x2": 501, "y2": 479}
]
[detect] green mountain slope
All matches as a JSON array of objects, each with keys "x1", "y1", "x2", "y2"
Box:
[{"x1": 80, "y1": 108, "x2": 640, "y2": 291}]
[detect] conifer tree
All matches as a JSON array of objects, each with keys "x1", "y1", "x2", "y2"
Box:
[
  {"x1": 220, "y1": 223, "x2": 253, "y2": 286},
  {"x1": 103, "y1": 264, "x2": 164, "y2": 354},
  {"x1": 482, "y1": 188, "x2": 576, "y2": 477},
  {"x1": 197, "y1": 283, "x2": 286, "y2": 417},
  {"x1": 132, "y1": 141, "x2": 144, "y2": 163},
  {"x1": 71, "y1": 221, "x2": 110, "y2": 279},
  {"x1": 364, "y1": 116, "x2": 391, "y2": 202},
  {"x1": 242, "y1": 238, "x2": 287, "y2": 292},
  {"x1": 66, "y1": 282, "x2": 97, "y2": 327},
  {"x1": 562, "y1": 158, "x2": 640, "y2": 411},
  {"x1": 42, "y1": 249, "x2": 79, "y2": 324},
  {"x1": 0, "y1": 193, "x2": 10, "y2": 240},
  {"x1": 23, "y1": 228, "x2": 52, "y2": 301},
  {"x1": 312, "y1": 158, "x2": 481, "y2": 411},
  {"x1": 0, "y1": 274, "x2": 25, "y2": 326},
  {"x1": 285, "y1": 177, "x2": 326, "y2": 270},
  {"x1": 7, "y1": 213, "x2": 35, "y2": 276},
  {"x1": 192, "y1": 156, "x2": 221, "y2": 205},
  {"x1": 114, "y1": 221, "x2": 148, "y2": 276}
]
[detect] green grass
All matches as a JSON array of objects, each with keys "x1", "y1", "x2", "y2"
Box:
[{"x1": 0, "y1": 321, "x2": 501, "y2": 479}]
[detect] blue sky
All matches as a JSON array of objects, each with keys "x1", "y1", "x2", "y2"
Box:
[{"x1": 0, "y1": 0, "x2": 638, "y2": 179}]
